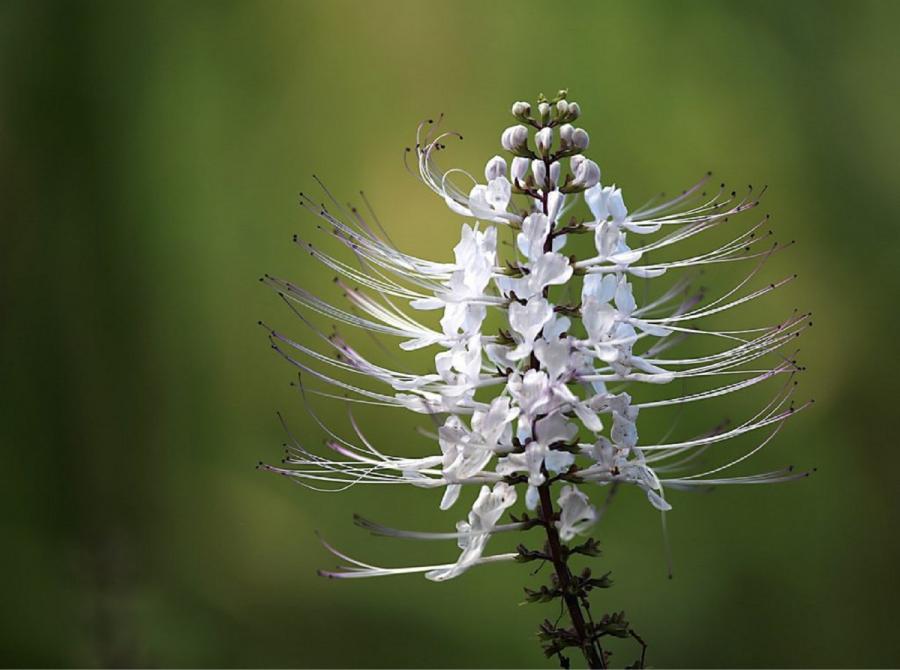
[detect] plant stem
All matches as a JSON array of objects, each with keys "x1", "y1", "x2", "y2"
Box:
[
  {"x1": 534, "y1": 145, "x2": 604, "y2": 669},
  {"x1": 537, "y1": 482, "x2": 606, "y2": 669}
]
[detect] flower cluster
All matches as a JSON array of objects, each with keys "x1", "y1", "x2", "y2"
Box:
[{"x1": 260, "y1": 91, "x2": 811, "y2": 588}]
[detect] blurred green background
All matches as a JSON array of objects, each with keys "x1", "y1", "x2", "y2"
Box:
[{"x1": 2, "y1": 0, "x2": 899, "y2": 667}]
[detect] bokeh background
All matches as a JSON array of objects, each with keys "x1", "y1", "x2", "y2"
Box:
[{"x1": 2, "y1": 0, "x2": 899, "y2": 667}]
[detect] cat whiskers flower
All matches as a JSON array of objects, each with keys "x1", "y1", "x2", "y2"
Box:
[{"x1": 261, "y1": 90, "x2": 812, "y2": 668}]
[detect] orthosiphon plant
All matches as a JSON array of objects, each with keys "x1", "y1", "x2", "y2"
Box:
[{"x1": 260, "y1": 90, "x2": 812, "y2": 669}]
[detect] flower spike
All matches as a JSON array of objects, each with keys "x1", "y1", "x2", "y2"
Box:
[{"x1": 261, "y1": 93, "x2": 811, "y2": 668}]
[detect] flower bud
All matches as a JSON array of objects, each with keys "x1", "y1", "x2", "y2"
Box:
[
  {"x1": 556, "y1": 100, "x2": 569, "y2": 118},
  {"x1": 572, "y1": 128, "x2": 590, "y2": 150},
  {"x1": 484, "y1": 155, "x2": 507, "y2": 182},
  {"x1": 550, "y1": 161, "x2": 560, "y2": 187},
  {"x1": 571, "y1": 158, "x2": 601, "y2": 190},
  {"x1": 531, "y1": 159, "x2": 546, "y2": 188},
  {"x1": 501, "y1": 125, "x2": 529, "y2": 153},
  {"x1": 566, "y1": 102, "x2": 581, "y2": 121},
  {"x1": 511, "y1": 101, "x2": 531, "y2": 120},
  {"x1": 538, "y1": 102, "x2": 551, "y2": 125},
  {"x1": 511, "y1": 156, "x2": 529, "y2": 183},
  {"x1": 547, "y1": 190, "x2": 563, "y2": 223},
  {"x1": 535, "y1": 127, "x2": 553, "y2": 158},
  {"x1": 570, "y1": 154, "x2": 585, "y2": 175},
  {"x1": 559, "y1": 123, "x2": 574, "y2": 147}
]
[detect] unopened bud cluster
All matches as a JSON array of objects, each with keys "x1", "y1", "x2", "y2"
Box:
[{"x1": 504, "y1": 92, "x2": 599, "y2": 194}]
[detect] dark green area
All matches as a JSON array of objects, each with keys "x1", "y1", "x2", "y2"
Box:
[{"x1": 2, "y1": 1, "x2": 898, "y2": 667}]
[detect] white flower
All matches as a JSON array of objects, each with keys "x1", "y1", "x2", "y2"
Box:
[
  {"x1": 411, "y1": 223, "x2": 498, "y2": 337},
  {"x1": 556, "y1": 485, "x2": 597, "y2": 541},
  {"x1": 508, "y1": 296, "x2": 554, "y2": 361},
  {"x1": 468, "y1": 180, "x2": 511, "y2": 219},
  {"x1": 496, "y1": 412, "x2": 577, "y2": 510},
  {"x1": 473, "y1": 396, "x2": 519, "y2": 450},
  {"x1": 528, "y1": 252, "x2": 573, "y2": 295},
  {"x1": 517, "y1": 212, "x2": 550, "y2": 261},
  {"x1": 586, "y1": 184, "x2": 660, "y2": 234},
  {"x1": 426, "y1": 482, "x2": 518, "y2": 581},
  {"x1": 496, "y1": 251, "x2": 572, "y2": 300},
  {"x1": 264, "y1": 93, "x2": 811, "y2": 587},
  {"x1": 510, "y1": 368, "x2": 554, "y2": 419}
]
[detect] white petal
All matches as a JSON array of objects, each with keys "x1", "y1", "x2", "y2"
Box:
[
  {"x1": 485, "y1": 343, "x2": 516, "y2": 370},
  {"x1": 545, "y1": 449, "x2": 575, "y2": 474},
  {"x1": 509, "y1": 297, "x2": 554, "y2": 342},
  {"x1": 573, "y1": 402, "x2": 604, "y2": 433},
  {"x1": 556, "y1": 485, "x2": 597, "y2": 541},
  {"x1": 615, "y1": 278, "x2": 637, "y2": 315},
  {"x1": 484, "y1": 155, "x2": 507, "y2": 181},
  {"x1": 551, "y1": 233, "x2": 567, "y2": 252},
  {"x1": 525, "y1": 485, "x2": 540, "y2": 510},
  {"x1": 511, "y1": 156, "x2": 529, "y2": 183},
  {"x1": 582, "y1": 274, "x2": 617, "y2": 304},
  {"x1": 585, "y1": 184, "x2": 610, "y2": 222},
  {"x1": 529, "y1": 252, "x2": 572, "y2": 293},
  {"x1": 534, "y1": 337, "x2": 570, "y2": 381},
  {"x1": 531, "y1": 159, "x2": 546, "y2": 188},
  {"x1": 440, "y1": 484, "x2": 461, "y2": 510},
  {"x1": 646, "y1": 488, "x2": 672, "y2": 511},
  {"x1": 607, "y1": 187, "x2": 628, "y2": 222},
  {"x1": 409, "y1": 297, "x2": 444, "y2": 310},
  {"x1": 486, "y1": 177, "x2": 512, "y2": 212},
  {"x1": 628, "y1": 266, "x2": 667, "y2": 278},
  {"x1": 517, "y1": 213, "x2": 550, "y2": 261},
  {"x1": 535, "y1": 412, "x2": 579, "y2": 444},
  {"x1": 444, "y1": 195, "x2": 474, "y2": 217},
  {"x1": 609, "y1": 248, "x2": 642, "y2": 265},
  {"x1": 542, "y1": 314, "x2": 571, "y2": 340},
  {"x1": 583, "y1": 298, "x2": 618, "y2": 343},
  {"x1": 547, "y1": 191, "x2": 564, "y2": 223},
  {"x1": 594, "y1": 221, "x2": 621, "y2": 259}
]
